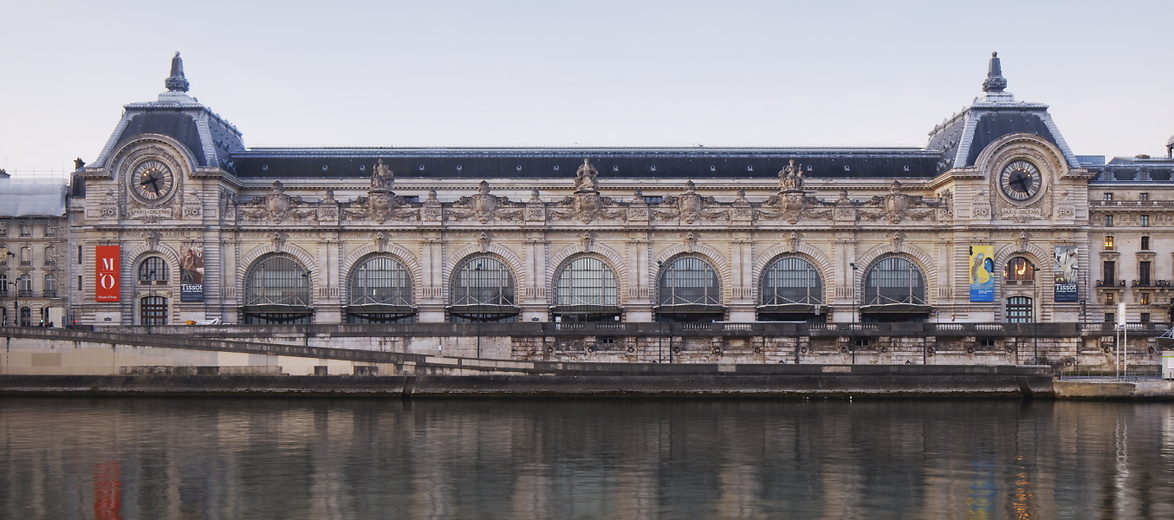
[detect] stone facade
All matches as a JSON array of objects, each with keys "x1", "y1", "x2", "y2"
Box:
[{"x1": 50, "y1": 52, "x2": 1173, "y2": 352}]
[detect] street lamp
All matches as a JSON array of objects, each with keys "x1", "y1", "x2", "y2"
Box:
[
  {"x1": 849, "y1": 261, "x2": 859, "y2": 364},
  {"x1": 1030, "y1": 262, "x2": 1040, "y2": 365},
  {"x1": 4, "y1": 250, "x2": 15, "y2": 326}
]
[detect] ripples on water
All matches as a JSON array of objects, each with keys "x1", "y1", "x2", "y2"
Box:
[{"x1": 2, "y1": 397, "x2": 1174, "y2": 519}]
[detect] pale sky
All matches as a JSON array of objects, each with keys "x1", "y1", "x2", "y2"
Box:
[{"x1": 2, "y1": 0, "x2": 1172, "y2": 176}]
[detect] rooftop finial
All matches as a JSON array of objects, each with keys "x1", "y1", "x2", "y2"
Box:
[
  {"x1": 982, "y1": 51, "x2": 1007, "y2": 93},
  {"x1": 165, "y1": 52, "x2": 190, "y2": 92}
]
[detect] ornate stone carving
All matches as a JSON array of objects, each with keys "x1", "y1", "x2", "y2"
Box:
[
  {"x1": 655, "y1": 181, "x2": 727, "y2": 223},
  {"x1": 374, "y1": 231, "x2": 388, "y2": 252},
  {"x1": 859, "y1": 181, "x2": 940, "y2": 223},
  {"x1": 272, "y1": 231, "x2": 287, "y2": 252},
  {"x1": 219, "y1": 187, "x2": 237, "y2": 222},
  {"x1": 145, "y1": 231, "x2": 161, "y2": 251},
  {"x1": 449, "y1": 181, "x2": 523, "y2": 223},
  {"x1": 579, "y1": 231, "x2": 594, "y2": 253},
  {"x1": 240, "y1": 181, "x2": 312, "y2": 223},
  {"x1": 732, "y1": 190, "x2": 753, "y2": 222},
  {"x1": 318, "y1": 190, "x2": 339, "y2": 221},
  {"x1": 683, "y1": 231, "x2": 699, "y2": 252},
  {"x1": 525, "y1": 190, "x2": 546, "y2": 222},
  {"x1": 627, "y1": 191, "x2": 650, "y2": 222},
  {"x1": 889, "y1": 231, "x2": 905, "y2": 252},
  {"x1": 182, "y1": 189, "x2": 202, "y2": 219},
  {"x1": 834, "y1": 190, "x2": 857, "y2": 221},
  {"x1": 786, "y1": 232, "x2": 800, "y2": 252},
  {"x1": 422, "y1": 190, "x2": 443, "y2": 222},
  {"x1": 478, "y1": 231, "x2": 492, "y2": 252}
]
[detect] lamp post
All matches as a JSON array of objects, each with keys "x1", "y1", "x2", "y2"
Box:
[
  {"x1": 1031, "y1": 262, "x2": 1040, "y2": 365},
  {"x1": 4, "y1": 250, "x2": 14, "y2": 326},
  {"x1": 849, "y1": 262, "x2": 858, "y2": 364}
]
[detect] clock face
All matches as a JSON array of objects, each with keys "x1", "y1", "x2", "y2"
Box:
[
  {"x1": 131, "y1": 160, "x2": 175, "y2": 202},
  {"x1": 999, "y1": 160, "x2": 1042, "y2": 201}
]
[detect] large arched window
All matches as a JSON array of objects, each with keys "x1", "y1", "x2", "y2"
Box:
[
  {"x1": 449, "y1": 255, "x2": 518, "y2": 322},
  {"x1": 242, "y1": 255, "x2": 313, "y2": 324},
  {"x1": 1005, "y1": 256, "x2": 1036, "y2": 284},
  {"x1": 861, "y1": 256, "x2": 929, "y2": 322},
  {"x1": 552, "y1": 256, "x2": 621, "y2": 322},
  {"x1": 139, "y1": 256, "x2": 169, "y2": 285},
  {"x1": 759, "y1": 256, "x2": 824, "y2": 321},
  {"x1": 346, "y1": 255, "x2": 415, "y2": 323},
  {"x1": 657, "y1": 255, "x2": 724, "y2": 322}
]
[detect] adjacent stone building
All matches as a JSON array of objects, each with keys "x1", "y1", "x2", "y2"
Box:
[{"x1": 59, "y1": 52, "x2": 1173, "y2": 336}]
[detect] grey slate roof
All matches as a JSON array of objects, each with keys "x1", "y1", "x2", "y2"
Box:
[{"x1": 0, "y1": 178, "x2": 68, "y2": 217}]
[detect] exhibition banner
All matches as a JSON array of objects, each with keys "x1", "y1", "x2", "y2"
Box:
[
  {"x1": 968, "y1": 245, "x2": 994, "y2": 302},
  {"x1": 95, "y1": 245, "x2": 120, "y2": 302},
  {"x1": 1054, "y1": 245, "x2": 1079, "y2": 302},
  {"x1": 180, "y1": 244, "x2": 205, "y2": 302}
]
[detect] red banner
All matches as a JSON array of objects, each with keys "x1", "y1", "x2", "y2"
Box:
[{"x1": 96, "y1": 245, "x2": 120, "y2": 302}]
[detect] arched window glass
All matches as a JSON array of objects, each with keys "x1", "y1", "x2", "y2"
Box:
[
  {"x1": 555, "y1": 256, "x2": 618, "y2": 307},
  {"x1": 245, "y1": 256, "x2": 311, "y2": 307},
  {"x1": 760, "y1": 256, "x2": 823, "y2": 306},
  {"x1": 16, "y1": 273, "x2": 31, "y2": 297},
  {"x1": 863, "y1": 256, "x2": 926, "y2": 306},
  {"x1": 350, "y1": 256, "x2": 413, "y2": 306},
  {"x1": 242, "y1": 256, "x2": 312, "y2": 324},
  {"x1": 450, "y1": 256, "x2": 518, "y2": 322},
  {"x1": 139, "y1": 257, "x2": 169, "y2": 285},
  {"x1": 347, "y1": 256, "x2": 415, "y2": 323},
  {"x1": 658, "y1": 256, "x2": 721, "y2": 307},
  {"x1": 1005, "y1": 257, "x2": 1035, "y2": 282}
]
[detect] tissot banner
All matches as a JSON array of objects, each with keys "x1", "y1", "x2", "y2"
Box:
[
  {"x1": 95, "y1": 245, "x2": 120, "y2": 302},
  {"x1": 968, "y1": 245, "x2": 995, "y2": 302},
  {"x1": 1054, "y1": 245, "x2": 1079, "y2": 302},
  {"x1": 180, "y1": 244, "x2": 205, "y2": 302}
]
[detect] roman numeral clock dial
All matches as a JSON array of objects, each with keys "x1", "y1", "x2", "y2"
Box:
[
  {"x1": 131, "y1": 159, "x2": 175, "y2": 203},
  {"x1": 999, "y1": 160, "x2": 1042, "y2": 202}
]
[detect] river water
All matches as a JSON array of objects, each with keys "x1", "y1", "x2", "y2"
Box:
[{"x1": 2, "y1": 397, "x2": 1173, "y2": 519}]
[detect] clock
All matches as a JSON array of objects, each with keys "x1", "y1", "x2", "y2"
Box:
[
  {"x1": 131, "y1": 159, "x2": 175, "y2": 202},
  {"x1": 999, "y1": 160, "x2": 1042, "y2": 201}
]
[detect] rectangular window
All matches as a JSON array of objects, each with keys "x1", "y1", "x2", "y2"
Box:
[
  {"x1": 1140, "y1": 292, "x2": 1151, "y2": 305},
  {"x1": 1140, "y1": 192, "x2": 1150, "y2": 201},
  {"x1": 1142, "y1": 236, "x2": 1151, "y2": 250},
  {"x1": 1105, "y1": 215, "x2": 1114, "y2": 227},
  {"x1": 1142, "y1": 312, "x2": 1151, "y2": 323},
  {"x1": 78, "y1": 275, "x2": 82, "y2": 292},
  {"x1": 1105, "y1": 312, "x2": 1115, "y2": 323},
  {"x1": 19, "y1": 221, "x2": 31, "y2": 237},
  {"x1": 1140, "y1": 261, "x2": 1152, "y2": 286},
  {"x1": 77, "y1": 246, "x2": 82, "y2": 264},
  {"x1": 1104, "y1": 193, "x2": 1114, "y2": 201},
  {"x1": 1103, "y1": 261, "x2": 1116, "y2": 285},
  {"x1": 1141, "y1": 215, "x2": 1149, "y2": 227},
  {"x1": 1104, "y1": 235, "x2": 1115, "y2": 249}
]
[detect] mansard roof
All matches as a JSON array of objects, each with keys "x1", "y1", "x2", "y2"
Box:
[
  {"x1": 95, "y1": 52, "x2": 1089, "y2": 182},
  {"x1": 229, "y1": 147, "x2": 942, "y2": 180}
]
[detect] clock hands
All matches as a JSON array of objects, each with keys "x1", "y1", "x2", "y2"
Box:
[{"x1": 139, "y1": 172, "x2": 163, "y2": 195}]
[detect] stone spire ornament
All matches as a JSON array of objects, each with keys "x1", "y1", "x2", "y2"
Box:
[
  {"x1": 165, "y1": 52, "x2": 190, "y2": 92},
  {"x1": 981, "y1": 52, "x2": 1007, "y2": 93},
  {"x1": 980, "y1": 51, "x2": 1014, "y2": 102}
]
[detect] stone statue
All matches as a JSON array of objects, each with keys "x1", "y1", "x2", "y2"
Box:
[
  {"x1": 371, "y1": 159, "x2": 394, "y2": 190},
  {"x1": 780, "y1": 159, "x2": 804, "y2": 191},
  {"x1": 574, "y1": 158, "x2": 599, "y2": 192}
]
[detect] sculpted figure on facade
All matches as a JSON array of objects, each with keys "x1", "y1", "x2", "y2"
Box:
[
  {"x1": 525, "y1": 190, "x2": 546, "y2": 222},
  {"x1": 859, "y1": 180, "x2": 939, "y2": 224},
  {"x1": 779, "y1": 159, "x2": 804, "y2": 191},
  {"x1": 574, "y1": 158, "x2": 599, "y2": 193},
  {"x1": 371, "y1": 159, "x2": 394, "y2": 191}
]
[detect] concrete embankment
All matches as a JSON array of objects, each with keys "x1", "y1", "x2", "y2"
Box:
[
  {"x1": 0, "y1": 365, "x2": 1053, "y2": 399},
  {"x1": 1054, "y1": 379, "x2": 1174, "y2": 400}
]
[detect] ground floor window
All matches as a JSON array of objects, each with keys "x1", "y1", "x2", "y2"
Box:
[{"x1": 1006, "y1": 296, "x2": 1033, "y2": 323}]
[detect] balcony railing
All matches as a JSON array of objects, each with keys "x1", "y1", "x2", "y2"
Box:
[
  {"x1": 1132, "y1": 279, "x2": 1172, "y2": 288},
  {"x1": 1096, "y1": 280, "x2": 1127, "y2": 288}
]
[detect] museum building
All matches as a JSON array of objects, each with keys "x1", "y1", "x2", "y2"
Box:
[{"x1": 51, "y1": 53, "x2": 1174, "y2": 328}]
